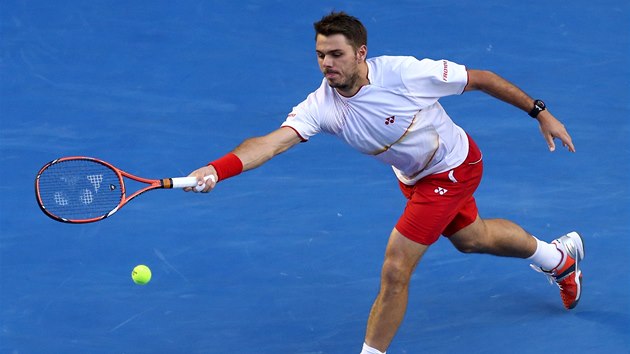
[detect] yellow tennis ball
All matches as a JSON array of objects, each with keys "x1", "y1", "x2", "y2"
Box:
[{"x1": 131, "y1": 265, "x2": 152, "y2": 285}]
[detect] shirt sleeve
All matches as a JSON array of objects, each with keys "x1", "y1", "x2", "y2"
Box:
[
  {"x1": 281, "y1": 94, "x2": 321, "y2": 141},
  {"x1": 401, "y1": 57, "x2": 468, "y2": 98}
]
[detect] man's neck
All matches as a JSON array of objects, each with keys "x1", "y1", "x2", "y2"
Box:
[{"x1": 336, "y1": 62, "x2": 369, "y2": 97}]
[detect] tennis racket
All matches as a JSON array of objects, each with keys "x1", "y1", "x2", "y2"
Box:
[{"x1": 35, "y1": 156, "x2": 214, "y2": 223}]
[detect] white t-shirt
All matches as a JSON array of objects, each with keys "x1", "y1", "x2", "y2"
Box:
[{"x1": 282, "y1": 55, "x2": 470, "y2": 185}]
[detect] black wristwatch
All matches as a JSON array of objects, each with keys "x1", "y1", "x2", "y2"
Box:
[{"x1": 528, "y1": 99, "x2": 546, "y2": 118}]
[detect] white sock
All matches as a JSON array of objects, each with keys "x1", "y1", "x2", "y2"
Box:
[
  {"x1": 527, "y1": 237, "x2": 562, "y2": 270},
  {"x1": 361, "y1": 343, "x2": 386, "y2": 354}
]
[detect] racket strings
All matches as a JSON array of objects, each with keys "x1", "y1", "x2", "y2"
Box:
[{"x1": 37, "y1": 159, "x2": 123, "y2": 221}]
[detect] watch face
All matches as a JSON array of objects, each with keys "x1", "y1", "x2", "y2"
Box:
[{"x1": 529, "y1": 100, "x2": 546, "y2": 118}]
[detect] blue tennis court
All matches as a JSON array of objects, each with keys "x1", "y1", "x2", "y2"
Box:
[{"x1": 2, "y1": 1, "x2": 629, "y2": 353}]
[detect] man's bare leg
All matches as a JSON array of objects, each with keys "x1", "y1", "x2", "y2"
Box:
[
  {"x1": 364, "y1": 228, "x2": 429, "y2": 352},
  {"x1": 448, "y1": 215, "x2": 537, "y2": 257}
]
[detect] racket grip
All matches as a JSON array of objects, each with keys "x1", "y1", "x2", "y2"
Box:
[{"x1": 171, "y1": 175, "x2": 216, "y2": 190}]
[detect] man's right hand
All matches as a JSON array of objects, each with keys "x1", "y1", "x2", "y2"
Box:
[{"x1": 184, "y1": 165, "x2": 218, "y2": 193}]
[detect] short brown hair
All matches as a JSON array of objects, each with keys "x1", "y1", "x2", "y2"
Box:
[{"x1": 313, "y1": 11, "x2": 367, "y2": 50}]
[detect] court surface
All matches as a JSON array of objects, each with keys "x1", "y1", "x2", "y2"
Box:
[{"x1": 1, "y1": 1, "x2": 629, "y2": 353}]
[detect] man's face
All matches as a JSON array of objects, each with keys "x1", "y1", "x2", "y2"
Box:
[{"x1": 315, "y1": 33, "x2": 364, "y2": 91}]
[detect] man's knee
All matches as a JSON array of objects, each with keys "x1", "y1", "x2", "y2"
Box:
[
  {"x1": 452, "y1": 237, "x2": 486, "y2": 254},
  {"x1": 380, "y1": 259, "x2": 413, "y2": 295},
  {"x1": 449, "y1": 217, "x2": 490, "y2": 254},
  {"x1": 378, "y1": 229, "x2": 428, "y2": 296}
]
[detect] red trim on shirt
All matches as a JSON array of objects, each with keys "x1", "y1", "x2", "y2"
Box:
[
  {"x1": 462, "y1": 67, "x2": 470, "y2": 93},
  {"x1": 281, "y1": 125, "x2": 308, "y2": 142}
]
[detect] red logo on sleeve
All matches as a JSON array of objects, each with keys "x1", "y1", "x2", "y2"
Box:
[{"x1": 442, "y1": 60, "x2": 449, "y2": 81}]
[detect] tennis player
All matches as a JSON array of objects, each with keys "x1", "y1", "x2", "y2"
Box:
[{"x1": 186, "y1": 12, "x2": 584, "y2": 354}]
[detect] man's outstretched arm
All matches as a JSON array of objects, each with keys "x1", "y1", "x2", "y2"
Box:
[
  {"x1": 465, "y1": 69, "x2": 575, "y2": 152},
  {"x1": 186, "y1": 126, "x2": 303, "y2": 192}
]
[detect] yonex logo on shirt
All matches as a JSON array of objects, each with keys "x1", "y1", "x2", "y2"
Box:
[{"x1": 385, "y1": 116, "x2": 395, "y2": 125}]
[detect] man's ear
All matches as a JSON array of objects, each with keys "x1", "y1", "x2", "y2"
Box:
[{"x1": 357, "y1": 44, "x2": 368, "y2": 62}]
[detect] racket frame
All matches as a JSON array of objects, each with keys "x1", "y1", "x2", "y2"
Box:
[{"x1": 35, "y1": 156, "x2": 199, "y2": 223}]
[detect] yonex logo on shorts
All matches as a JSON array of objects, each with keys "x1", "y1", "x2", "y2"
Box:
[
  {"x1": 434, "y1": 187, "x2": 448, "y2": 195},
  {"x1": 385, "y1": 116, "x2": 395, "y2": 125}
]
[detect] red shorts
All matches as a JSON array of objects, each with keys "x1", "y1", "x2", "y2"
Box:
[{"x1": 395, "y1": 135, "x2": 483, "y2": 245}]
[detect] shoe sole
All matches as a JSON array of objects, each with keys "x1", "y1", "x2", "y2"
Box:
[{"x1": 565, "y1": 231, "x2": 584, "y2": 309}]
